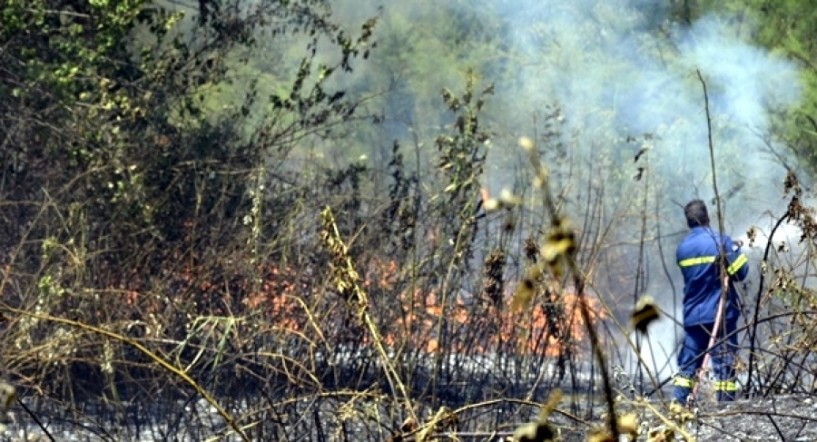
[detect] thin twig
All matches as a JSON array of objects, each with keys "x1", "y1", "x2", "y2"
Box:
[
  {"x1": 746, "y1": 211, "x2": 788, "y2": 394},
  {"x1": 695, "y1": 69, "x2": 732, "y2": 406},
  {"x1": 14, "y1": 396, "x2": 56, "y2": 442},
  {"x1": 0, "y1": 306, "x2": 252, "y2": 442}
]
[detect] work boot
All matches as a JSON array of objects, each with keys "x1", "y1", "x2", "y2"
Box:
[
  {"x1": 672, "y1": 375, "x2": 695, "y2": 404},
  {"x1": 715, "y1": 380, "x2": 737, "y2": 402}
]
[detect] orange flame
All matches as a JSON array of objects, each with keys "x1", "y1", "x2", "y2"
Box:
[
  {"x1": 146, "y1": 258, "x2": 602, "y2": 360},
  {"x1": 389, "y1": 284, "x2": 601, "y2": 356}
]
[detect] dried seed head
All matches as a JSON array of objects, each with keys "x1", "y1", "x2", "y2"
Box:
[
  {"x1": 484, "y1": 198, "x2": 501, "y2": 212},
  {"x1": 512, "y1": 421, "x2": 554, "y2": 442},
  {"x1": 512, "y1": 277, "x2": 536, "y2": 312},
  {"x1": 483, "y1": 249, "x2": 506, "y2": 306},
  {"x1": 537, "y1": 388, "x2": 563, "y2": 421},
  {"x1": 617, "y1": 413, "x2": 639, "y2": 438},
  {"x1": 668, "y1": 401, "x2": 695, "y2": 424},
  {"x1": 747, "y1": 226, "x2": 757, "y2": 247},
  {"x1": 499, "y1": 188, "x2": 522, "y2": 207},
  {"x1": 519, "y1": 136, "x2": 535, "y2": 152},
  {"x1": 400, "y1": 417, "x2": 417, "y2": 432},
  {"x1": 524, "y1": 237, "x2": 539, "y2": 262},
  {"x1": 586, "y1": 428, "x2": 614, "y2": 442},
  {"x1": 647, "y1": 427, "x2": 675, "y2": 442},
  {"x1": 0, "y1": 382, "x2": 14, "y2": 411},
  {"x1": 541, "y1": 222, "x2": 576, "y2": 263},
  {"x1": 631, "y1": 295, "x2": 660, "y2": 334}
]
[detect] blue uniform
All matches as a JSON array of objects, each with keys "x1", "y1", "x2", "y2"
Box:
[{"x1": 674, "y1": 226, "x2": 749, "y2": 403}]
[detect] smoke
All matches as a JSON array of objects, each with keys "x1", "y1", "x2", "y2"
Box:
[
  {"x1": 326, "y1": 0, "x2": 804, "y2": 382},
  {"x1": 495, "y1": 1, "x2": 801, "y2": 209},
  {"x1": 502, "y1": 0, "x2": 802, "y2": 383},
  {"x1": 328, "y1": 0, "x2": 802, "y2": 212}
]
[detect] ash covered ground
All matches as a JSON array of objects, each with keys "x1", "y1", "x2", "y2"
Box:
[
  {"x1": 3, "y1": 394, "x2": 817, "y2": 441},
  {"x1": 573, "y1": 394, "x2": 817, "y2": 442},
  {"x1": 677, "y1": 395, "x2": 817, "y2": 442}
]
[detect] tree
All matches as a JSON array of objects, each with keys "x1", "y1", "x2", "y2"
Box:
[
  {"x1": 1, "y1": 0, "x2": 373, "y2": 278},
  {"x1": 678, "y1": 0, "x2": 817, "y2": 172},
  {"x1": 0, "y1": 0, "x2": 375, "y2": 400}
]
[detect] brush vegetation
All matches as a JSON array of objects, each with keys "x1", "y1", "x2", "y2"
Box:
[{"x1": 1, "y1": 1, "x2": 817, "y2": 441}]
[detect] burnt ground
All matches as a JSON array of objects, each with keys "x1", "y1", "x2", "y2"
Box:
[
  {"x1": 385, "y1": 393, "x2": 817, "y2": 442},
  {"x1": 2, "y1": 386, "x2": 817, "y2": 441},
  {"x1": 679, "y1": 395, "x2": 817, "y2": 442},
  {"x1": 611, "y1": 394, "x2": 817, "y2": 442}
]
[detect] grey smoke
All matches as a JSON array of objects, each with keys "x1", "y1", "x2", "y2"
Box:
[
  {"x1": 497, "y1": 2, "x2": 801, "y2": 208},
  {"x1": 327, "y1": 0, "x2": 805, "y2": 382}
]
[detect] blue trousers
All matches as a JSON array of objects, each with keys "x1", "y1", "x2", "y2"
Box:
[{"x1": 673, "y1": 317, "x2": 739, "y2": 403}]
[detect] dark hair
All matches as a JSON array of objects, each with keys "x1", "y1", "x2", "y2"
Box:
[{"x1": 684, "y1": 199, "x2": 709, "y2": 228}]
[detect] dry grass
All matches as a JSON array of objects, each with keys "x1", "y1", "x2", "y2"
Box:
[{"x1": 1, "y1": 82, "x2": 816, "y2": 442}]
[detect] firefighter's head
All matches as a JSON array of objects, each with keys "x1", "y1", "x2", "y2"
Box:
[{"x1": 684, "y1": 199, "x2": 709, "y2": 228}]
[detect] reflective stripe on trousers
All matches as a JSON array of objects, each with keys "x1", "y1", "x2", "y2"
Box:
[
  {"x1": 714, "y1": 380, "x2": 738, "y2": 392},
  {"x1": 673, "y1": 376, "x2": 695, "y2": 388}
]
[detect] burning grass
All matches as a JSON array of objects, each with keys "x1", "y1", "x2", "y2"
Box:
[{"x1": 2, "y1": 80, "x2": 817, "y2": 442}]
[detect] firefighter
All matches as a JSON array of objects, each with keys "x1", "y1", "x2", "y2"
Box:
[{"x1": 673, "y1": 199, "x2": 749, "y2": 404}]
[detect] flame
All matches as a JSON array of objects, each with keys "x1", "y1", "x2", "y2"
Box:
[
  {"x1": 389, "y1": 284, "x2": 600, "y2": 356},
  {"x1": 131, "y1": 257, "x2": 601, "y2": 360}
]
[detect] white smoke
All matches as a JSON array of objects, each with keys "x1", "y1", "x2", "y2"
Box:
[
  {"x1": 493, "y1": 1, "x2": 801, "y2": 202},
  {"x1": 484, "y1": 0, "x2": 803, "y2": 385},
  {"x1": 327, "y1": 0, "x2": 805, "y2": 387}
]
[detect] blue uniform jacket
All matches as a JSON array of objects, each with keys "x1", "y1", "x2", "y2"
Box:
[{"x1": 676, "y1": 226, "x2": 749, "y2": 326}]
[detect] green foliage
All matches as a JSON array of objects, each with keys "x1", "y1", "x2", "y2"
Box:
[
  {"x1": 0, "y1": 1, "x2": 381, "y2": 417},
  {"x1": 0, "y1": 0, "x2": 376, "y2": 307},
  {"x1": 683, "y1": 0, "x2": 817, "y2": 171},
  {"x1": 435, "y1": 73, "x2": 493, "y2": 264},
  {"x1": 5, "y1": 1, "x2": 817, "y2": 439}
]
